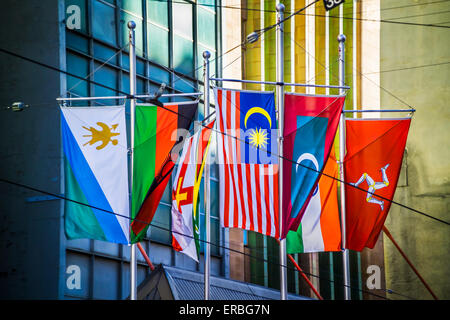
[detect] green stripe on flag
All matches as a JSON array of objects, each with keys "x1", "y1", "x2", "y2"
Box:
[
  {"x1": 286, "y1": 223, "x2": 305, "y2": 254},
  {"x1": 132, "y1": 105, "x2": 158, "y2": 219},
  {"x1": 64, "y1": 157, "x2": 107, "y2": 241}
]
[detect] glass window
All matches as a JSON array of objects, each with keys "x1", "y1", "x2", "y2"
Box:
[
  {"x1": 93, "y1": 42, "x2": 118, "y2": 65},
  {"x1": 149, "y1": 204, "x2": 171, "y2": 244},
  {"x1": 172, "y1": 1, "x2": 194, "y2": 76},
  {"x1": 172, "y1": 1, "x2": 193, "y2": 39},
  {"x1": 121, "y1": 0, "x2": 142, "y2": 17},
  {"x1": 92, "y1": 0, "x2": 117, "y2": 46},
  {"x1": 148, "y1": 64, "x2": 170, "y2": 85},
  {"x1": 93, "y1": 63, "x2": 118, "y2": 105},
  {"x1": 197, "y1": 7, "x2": 215, "y2": 48},
  {"x1": 173, "y1": 35, "x2": 194, "y2": 76},
  {"x1": 173, "y1": 77, "x2": 195, "y2": 93},
  {"x1": 66, "y1": 51, "x2": 89, "y2": 99},
  {"x1": 147, "y1": 0, "x2": 168, "y2": 27},
  {"x1": 66, "y1": 31, "x2": 89, "y2": 53},
  {"x1": 147, "y1": 23, "x2": 169, "y2": 66}
]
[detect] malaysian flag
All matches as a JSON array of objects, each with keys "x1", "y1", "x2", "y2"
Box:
[{"x1": 214, "y1": 88, "x2": 279, "y2": 239}]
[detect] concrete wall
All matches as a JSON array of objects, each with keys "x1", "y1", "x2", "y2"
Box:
[
  {"x1": 0, "y1": 0, "x2": 65, "y2": 299},
  {"x1": 379, "y1": 0, "x2": 450, "y2": 300}
]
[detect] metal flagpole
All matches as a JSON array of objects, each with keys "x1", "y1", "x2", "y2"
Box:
[
  {"x1": 128, "y1": 21, "x2": 137, "y2": 301},
  {"x1": 203, "y1": 50, "x2": 211, "y2": 300},
  {"x1": 338, "y1": 34, "x2": 351, "y2": 300},
  {"x1": 276, "y1": 3, "x2": 288, "y2": 301}
]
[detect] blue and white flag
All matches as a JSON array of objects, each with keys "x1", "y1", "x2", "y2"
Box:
[{"x1": 61, "y1": 106, "x2": 130, "y2": 244}]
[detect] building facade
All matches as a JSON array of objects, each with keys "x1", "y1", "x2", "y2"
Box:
[{"x1": 0, "y1": 0, "x2": 448, "y2": 300}]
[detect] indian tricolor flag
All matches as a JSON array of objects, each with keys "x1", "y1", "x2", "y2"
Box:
[
  {"x1": 130, "y1": 103, "x2": 197, "y2": 243},
  {"x1": 286, "y1": 147, "x2": 341, "y2": 253}
]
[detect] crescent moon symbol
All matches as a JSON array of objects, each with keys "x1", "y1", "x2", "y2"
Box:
[
  {"x1": 296, "y1": 153, "x2": 320, "y2": 197},
  {"x1": 244, "y1": 107, "x2": 272, "y2": 128},
  {"x1": 296, "y1": 153, "x2": 319, "y2": 172}
]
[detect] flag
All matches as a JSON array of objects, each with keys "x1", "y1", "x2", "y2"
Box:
[
  {"x1": 61, "y1": 106, "x2": 130, "y2": 244},
  {"x1": 286, "y1": 147, "x2": 341, "y2": 253},
  {"x1": 344, "y1": 118, "x2": 411, "y2": 251},
  {"x1": 282, "y1": 93, "x2": 345, "y2": 239},
  {"x1": 130, "y1": 103, "x2": 197, "y2": 243},
  {"x1": 214, "y1": 88, "x2": 279, "y2": 238},
  {"x1": 171, "y1": 121, "x2": 214, "y2": 261}
]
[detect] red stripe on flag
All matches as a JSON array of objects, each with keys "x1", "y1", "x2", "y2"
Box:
[
  {"x1": 246, "y1": 164, "x2": 255, "y2": 232},
  {"x1": 264, "y1": 165, "x2": 272, "y2": 237},
  {"x1": 217, "y1": 89, "x2": 230, "y2": 227},
  {"x1": 254, "y1": 164, "x2": 263, "y2": 235}
]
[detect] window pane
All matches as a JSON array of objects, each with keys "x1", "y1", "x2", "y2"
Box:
[
  {"x1": 136, "y1": 58, "x2": 146, "y2": 76},
  {"x1": 149, "y1": 204, "x2": 171, "y2": 244},
  {"x1": 147, "y1": 23, "x2": 169, "y2": 66},
  {"x1": 66, "y1": 31, "x2": 89, "y2": 53},
  {"x1": 172, "y1": 1, "x2": 193, "y2": 39},
  {"x1": 199, "y1": 213, "x2": 220, "y2": 256},
  {"x1": 66, "y1": 52, "x2": 89, "y2": 99},
  {"x1": 92, "y1": 0, "x2": 117, "y2": 46},
  {"x1": 147, "y1": 0, "x2": 168, "y2": 27},
  {"x1": 173, "y1": 76, "x2": 195, "y2": 93},
  {"x1": 149, "y1": 64, "x2": 170, "y2": 84},
  {"x1": 93, "y1": 42, "x2": 118, "y2": 65},
  {"x1": 121, "y1": 0, "x2": 142, "y2": 17},
  {"x1": 210, "y1": 180, "x2": 219, "y2": 218},
  {"x1": 93, "y1": 63, "x2": 117, "y2": 105},
  {"x1": 197, "y1": 7, "x2": 215, "y2": 48},
  {"x1": 198, "y1": 0, "x2": 215, "y2": 6},
  {"x1": 173, "y1": 35, "x2": 194, "y2": 76}
]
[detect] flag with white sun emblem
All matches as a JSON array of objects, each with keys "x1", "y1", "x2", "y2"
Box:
[{"x1": 214, "y1": 88, "x2": 279, "y2": 239}]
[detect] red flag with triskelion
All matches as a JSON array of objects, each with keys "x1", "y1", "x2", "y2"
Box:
[{"x1": 344, "y1": 118, "x2": 411, "y2": 251}]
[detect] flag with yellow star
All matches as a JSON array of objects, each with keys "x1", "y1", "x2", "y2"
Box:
[{"x1": 215, "y1": 88, "x2": 279, "y2": 239}]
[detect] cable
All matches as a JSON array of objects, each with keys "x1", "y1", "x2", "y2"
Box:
[
  {"x1": 65, "y1": 42, "x2": 129, "y2": 96},
  {"x1": 0, "y1": 176, "x2": 398, "y2": 300},
  {"x1": 156, "y1": 0, "x2": 450, "y2": 29},
  {"x1": 362, "y1": 61, "x2": 450, "y2": 74},
  {"x1": 1, "y1": 46, "x2": 446, "y2": 225},
  {"x1": 385, "y1": 9, "x2": 450, "y2": 21},
  {"x1": 158, "y1": 89, "x2": 448, "y2": 226},
  {"x1": 342, "y1": 0, "x2": 450, "y2": 18}
]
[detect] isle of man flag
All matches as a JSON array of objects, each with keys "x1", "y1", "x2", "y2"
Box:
[
  {"x1": 344, "y1": 118, "x2": 411, "y2": 251},
  {"x1": 171, "y1": 121, "x2": 215, "y2": 261}
]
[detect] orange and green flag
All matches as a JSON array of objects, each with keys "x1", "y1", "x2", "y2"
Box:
[
  {"x1": 130, "y1": 103, "x2": 197, "y2": 243},
  {"x1": 286, "y1": 147, "x2": 341, "y2": 253}
]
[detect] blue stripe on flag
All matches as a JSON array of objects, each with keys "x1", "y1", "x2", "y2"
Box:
[{"x1": 61, "y1": 113, "x2": 128, "y2": 244}]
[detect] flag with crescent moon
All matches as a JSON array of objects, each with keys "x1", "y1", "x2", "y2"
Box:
[
  {"x1": 282, "y1": 93, "x2": 346, "y2": 239},
  {"x1": 214, "y1": 88, "x2": 279, "y2": 239}
]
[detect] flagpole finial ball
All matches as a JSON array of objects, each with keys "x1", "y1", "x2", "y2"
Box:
[
  {"x1": 338, "y1": 34, "x2": 346, "y2": 43},
  {"x1": 203, "y1": 51, "x2": 211, "y2": 59},
  {"x1": 127, "y1": 21, "x2": 136, "y2": 30},
  {"x1": 276, "y1": 3, "x2": 285, "y2": 12}
]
